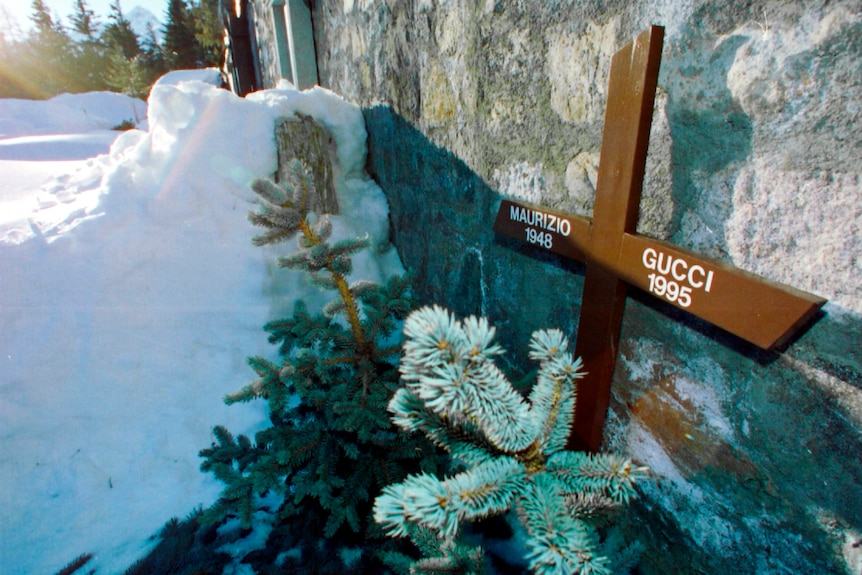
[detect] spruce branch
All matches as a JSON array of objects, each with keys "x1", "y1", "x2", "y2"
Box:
[
  {"x1": 224, "y1": 356, "x2": 293, "y2": 415},
  {"x1": 564, "y1": 492, "x2": 623, "y2": 525},
  {"x1": 546, "y1": 452, "x2": 649, "y2": 504},
  {"x1": 602, "y1": 528, "x2": 645, "y2": 575},
  {"x1": 247, "y1": 164, "x2": 366, "y2": 349},
  {"x1": 251, "y1": 177, "x2": 290, "y2": 206},
  {"x1": 378, "y1": 524, "x2": 484, "y2": 575},
  {"x1": 399, "y1": 306, "x2": 536, "y2": 453},
  {"x1": 376, "y1": 307, "x2": 648, "y2": 575}
]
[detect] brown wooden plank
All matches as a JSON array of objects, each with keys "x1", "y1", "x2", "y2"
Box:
[
  {"x1": 493, "y1": 199, "x2": 592, "y2": 262},
  {"x1": 569, "y1": 26, "x2": 665, "y2": 452},
  {"x1": 617, "y1": 233, "x2": 825, "y2": 349}
]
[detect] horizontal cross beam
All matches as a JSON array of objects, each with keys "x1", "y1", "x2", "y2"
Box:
[{"x1": 494, "y1": 199, "x2": 824, "y2": 350}]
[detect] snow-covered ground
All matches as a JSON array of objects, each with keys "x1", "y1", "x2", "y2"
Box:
[{"x1": 0, "y1": 70, "x2": 402, "y2": 574}]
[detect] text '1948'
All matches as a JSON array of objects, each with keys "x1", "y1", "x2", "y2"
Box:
[{"x1": 511, "y1": 205, "x2": 571, "y2": 250}]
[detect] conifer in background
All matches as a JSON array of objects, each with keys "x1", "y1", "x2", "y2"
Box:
[
  {"x1": 0, "y1": 12, "x2": 29, "y2": 98},
  {"x1": 102, "y1": 0, "x2": 170, "y2": 98},
  {"x1": 199, "y1": 159, "x2": 439, "y2": 573},
  {"x1": 190, "y1": 0, "x2": 223, "y2": 67},
  {"x1": 69, "y1": 0, "x2": 98, "y2": 39},
  {"x1": 138, "y1": 23, "x2": 168, "y2": 81},
  {"x1": 101, "y1": 0, "x2": 139, "y2": 59},
  {"x1": 24, "y1": 0, "x2": 76, "y2": 96},
  {"x1": 69, "y1": 0, "x2": 109, "y2": 91},
  {"x1": 1, "y1": 0, "x2": 223, "y2": 99},
  {"x1": 0, "y1": 6, "x2": 24, "y2": 42},
  {"x1": 29, "y1": 0, "x2": 57, "y2": 33},
  {"x1": 162, "y1": 0, "x2": 202, "y2": 69},
  {"x1": 101, "y1": 0, "x2": 145, "y2": 96}
]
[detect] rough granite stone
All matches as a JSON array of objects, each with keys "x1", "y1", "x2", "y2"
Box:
[
  {"x1": 275, "y1": 114, "x2": 339, "y2": 215},
  {"x1": 547, "y1": 18, "x2": 619, "y2": 124},
  {"x1": 309, "y1": 1, "x2": 862, "y2": 573}
]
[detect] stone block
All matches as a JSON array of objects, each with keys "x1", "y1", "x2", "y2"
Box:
[{"x1": 274, "y1": 113, "x2": 338, "y2": 215}]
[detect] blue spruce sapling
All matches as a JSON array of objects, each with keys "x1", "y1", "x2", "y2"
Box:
[
  {"x1": 199, "y1": 159, "x2": 438, "y2": 573},
  {"x1": 374, "y1": 306, "x2": 649, "y2": 575}
]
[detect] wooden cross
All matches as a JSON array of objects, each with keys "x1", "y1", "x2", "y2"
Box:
[{"x1": 493, "y1": 26, "x2": 826, "y2": 453}]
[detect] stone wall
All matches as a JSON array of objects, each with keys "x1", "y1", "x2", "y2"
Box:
[{"x1": 308, "y1": 1, "x2": 862, "y2": 573}]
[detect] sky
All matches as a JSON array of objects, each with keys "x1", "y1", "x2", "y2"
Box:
[{"x1": 0, "y1": 0, "x2": 167, "y2": 37}]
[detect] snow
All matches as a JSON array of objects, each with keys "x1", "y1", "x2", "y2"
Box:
[
  {"x1": 0, "y1": 71, "x2": 402, "y2": 574},
  {"x1": 126, "y1": 6, "x2": 163, "y2": 44},
  {"x1": 0, "y1": 91, "x2": 146, "y2": 139}
]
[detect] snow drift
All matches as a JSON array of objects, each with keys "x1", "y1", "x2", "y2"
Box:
[{"x1": 0, "y1": 71, "x2": 401, "y2": 574}]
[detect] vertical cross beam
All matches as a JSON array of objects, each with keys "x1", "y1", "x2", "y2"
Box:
[{"x1": 568, "y1": 27, "x2": 664, "y2": 452}]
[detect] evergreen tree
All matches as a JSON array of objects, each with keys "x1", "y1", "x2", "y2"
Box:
[
  {"x1": 199, "y1": 159, "x2": 439, "y2": 573},
  {"x1": 162, "y1": 0, "x2": 202, "y2": 69},
  {"x1": 101, "y1": 0, "x2": 146, "y2": 96},
  {"x1": 0, "y1": 10, "x2": 30, "y2": 98},
  {"x1": 70, "y1": 0, "x2": 98, "y2": 40},
  {"x1": 189, "y1": 0, "x2": 223, "y2": 67},
  {"x1": 69, "y1": 0, "x2": 109, "y2": 91},
  {"x1": 104, "y1": 50, "x2": 148, "y2": 98},
  {"x1": 139, "y1": 22, "x2": 168, "y2": 81},
  {"x1": 106, "y1": 21, "x2": 168, "y2": 99},
  {"x1": 101, "y1": 0, "x2": 140, "y2": 60},
  {"x1": 25, "y1": 0, "x2": 76, "y2": 96},
  {"x1": 29, "y1": 0, "x2": 55, "y2": 32}
]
